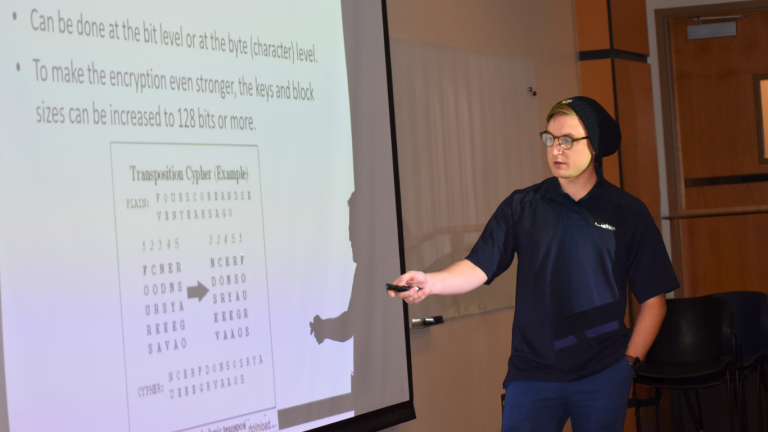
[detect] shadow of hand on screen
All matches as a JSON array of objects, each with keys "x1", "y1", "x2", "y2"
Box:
[
  {"x1": 309, "y1": 311, "x2": 352, "y2": 344},
  {"x1": 309, "y1": 315, "x2": 327, "y2": 344},
  {"x1": 308, "y1": 191, "x2": 360, "y2": 345}
]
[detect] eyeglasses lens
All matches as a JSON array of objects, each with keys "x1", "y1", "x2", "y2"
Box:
[{"x1": 541, "y1": 133, "x2": 554, "y2": 147}]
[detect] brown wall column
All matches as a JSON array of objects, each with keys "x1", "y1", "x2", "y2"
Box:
[
  {"x1": 574, "y1": 0, "x2": 663, "y2": 302},
  {"x1": 574, "y1": 2, "x2": 667, "y2": 431},
  {"x1": 574, "y1": 0, "x2": 661, "y2": 225}
]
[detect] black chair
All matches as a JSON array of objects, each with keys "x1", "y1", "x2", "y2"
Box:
[
  {"x1": 710, "y1": 291, "x2": 768, "y2": 432},
  {"x1": 632, "y1": 296, "x2": 739, "y2": 432}
]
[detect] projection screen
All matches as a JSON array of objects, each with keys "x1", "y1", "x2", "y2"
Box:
[{"x1": 0, "y1": 1, "x2": 414, "y2": 431}]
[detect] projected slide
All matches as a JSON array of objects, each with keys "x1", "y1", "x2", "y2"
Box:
[
  {"x1": 0, "y1": 1, "x2": 412, "y2": 431},
  {"x1": 111, "y1": 143, "x2": 275, "y2": 432}
]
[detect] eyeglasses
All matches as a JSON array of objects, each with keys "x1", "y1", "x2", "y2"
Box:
[{"x1": 539, "y1": 132, "x2": 589, "y2": 150}]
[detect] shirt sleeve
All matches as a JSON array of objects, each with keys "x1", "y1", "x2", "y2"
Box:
[
  {"x1": 465, "y1": 195, "x2": 517, "y2": 285},
  {"x1": 627, "y1": 204, "x2": 680, "y2": 303}
]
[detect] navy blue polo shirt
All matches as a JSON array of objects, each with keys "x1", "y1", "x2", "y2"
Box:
[{"x1": 466, "y1": 176, "x2": 679, "y2": 384}]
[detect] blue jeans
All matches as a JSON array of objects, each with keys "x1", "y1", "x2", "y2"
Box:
[{"x1": 501, "y1": 358, "x2": 634, "y2": 432}]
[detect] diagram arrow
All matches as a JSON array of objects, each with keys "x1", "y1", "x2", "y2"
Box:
[{"x1": 187, "y1": 281, "x2": 210, "y2": 302}]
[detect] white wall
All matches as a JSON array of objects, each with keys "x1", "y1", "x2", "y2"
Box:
[{"x1": 383, "y1": 0, "x2": 581, "y2": 430}]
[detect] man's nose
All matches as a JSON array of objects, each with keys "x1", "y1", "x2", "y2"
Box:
[{"x1": 550, "y1": 139, "x2": 564, "y2": 154}]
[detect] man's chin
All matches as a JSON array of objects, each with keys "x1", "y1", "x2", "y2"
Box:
[{"x1": 549, "y1": 166, "x2": 574, "y2": 179}]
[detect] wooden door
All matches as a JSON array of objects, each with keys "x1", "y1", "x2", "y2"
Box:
[{"x1": 659, "y1": 3, "x2": 768, "y2": 298}]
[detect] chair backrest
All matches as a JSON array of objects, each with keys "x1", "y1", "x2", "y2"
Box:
[
  {"x1": 710, "y1": 291, "x2": 768, "y2": 362},
  {"x1": 645, "y1": 296, "x2": 732, "y2": 365}
]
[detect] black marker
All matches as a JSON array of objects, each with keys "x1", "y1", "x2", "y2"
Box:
[{"x1": 386, "y1": 283, "x2": 422, "y2": 293}]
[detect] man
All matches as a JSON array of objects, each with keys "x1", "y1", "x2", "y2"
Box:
[{"x1": 390, "y1": 96, "x2": 679, "y2": 432}]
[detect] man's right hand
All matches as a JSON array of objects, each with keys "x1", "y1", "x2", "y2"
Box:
[
  {"x1": 387, "y1": 260, "x2": 488, "y2": 304},
  {"x1": 390, "y1": 271, "x2": 431, "y2": 304}
]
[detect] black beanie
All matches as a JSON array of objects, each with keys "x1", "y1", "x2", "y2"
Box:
[{"x1": 555, "y1": 96, "x2": 621, "y2": 159}]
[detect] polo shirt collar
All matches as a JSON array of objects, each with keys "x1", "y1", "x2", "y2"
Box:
[{"x1": 544, "y1": 171, "x2": 605, "y2": 202}]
